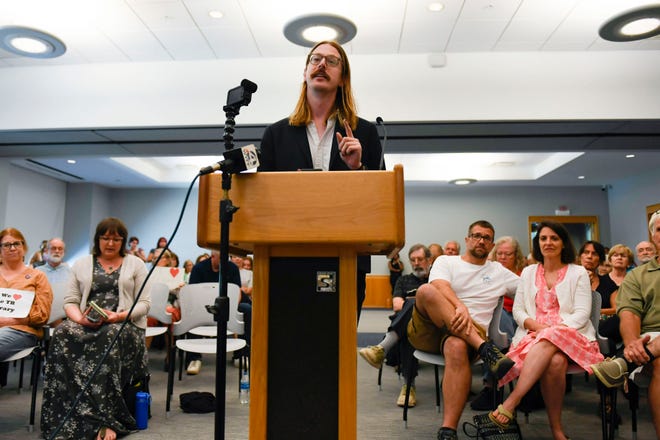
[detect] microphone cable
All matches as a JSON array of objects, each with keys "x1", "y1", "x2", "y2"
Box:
[
  {"x1": 376, "y1": 116, "x2": 387, "y2": 170},
  {"x1": 48, "y1": 172, "x2": 201, "y2": 440}
]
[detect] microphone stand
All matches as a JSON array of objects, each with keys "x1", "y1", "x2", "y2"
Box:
[{"x1": 208, "y1": 105, "x2": 240, "y2": 440}]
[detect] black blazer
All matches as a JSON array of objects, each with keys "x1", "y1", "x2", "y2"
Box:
[
  {"x1": 258, "y1": 117, "x2": 383, "y2": 172},
  {"x1": 258, "y1": 116, "x2": 384, "y2": 273}
]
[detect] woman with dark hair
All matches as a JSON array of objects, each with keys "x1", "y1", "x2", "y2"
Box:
[
  {"x1": 41, "y1": 217, "x2": 151, "y2": 440},
  {"x1": 146, "y1": 236, "x2": 168, "y2": 263},
  {"x1": 578, "y1": 240, "x2": 618, "y2": 313},
  {"x1": 0, "y1": 228, "x2": 52, "y2": 386},
  {"x1": 477, "y1": 221, "x2": 603, "y2": 440}
]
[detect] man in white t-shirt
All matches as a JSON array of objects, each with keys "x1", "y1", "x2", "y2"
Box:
[{"x1": 407, "y1": 220, "x2": 519, "y2": 440}]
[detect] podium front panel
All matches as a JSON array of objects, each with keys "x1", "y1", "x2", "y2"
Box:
[{"x1": 267, "y1": 257, "x2": 339, "y2": 439}]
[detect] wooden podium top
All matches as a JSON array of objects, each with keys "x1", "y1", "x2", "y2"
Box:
[{"x1": 197, "y1": 164, "x2": 405, "y2": 255}]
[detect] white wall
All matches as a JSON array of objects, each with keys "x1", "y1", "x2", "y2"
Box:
[
  {"x1": 0, "y1": 51, "x2": 659, "y2": 130},
  {"x1": 2, "y1": 165, "x2": 67, "y2": 259},
  {"x1": 607, "y1": 167, "x2": 660, "y2": 248}
]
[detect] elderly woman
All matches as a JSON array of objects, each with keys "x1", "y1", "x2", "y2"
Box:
[
  {"x1": 478, "y1": 221, "x2": 603, "y2": 440},
  {"x1": 41, "y1": 218, "x2": 150, "y2": 440},
  {"x1": 0, "y1": 228, "x2": 52, "y2": 386}
]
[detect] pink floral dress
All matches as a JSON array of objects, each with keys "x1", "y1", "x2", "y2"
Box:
[{"x1": 499, "y1": 264, "x2": 604, "y2": 386}]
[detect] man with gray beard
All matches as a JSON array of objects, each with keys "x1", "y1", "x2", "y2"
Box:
[
  {"x1": 359, "y1": 243, "x2": 432, "y2": 407},
  {"x1": 37, "y1": 237, "x2": 72, "y2": 288}
]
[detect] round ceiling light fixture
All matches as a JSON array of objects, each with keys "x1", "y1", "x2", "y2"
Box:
[
  {"x1": 284, "y1": 14, "x2": 357, "y2": 47},
  {"x1": 0, "y1": 26, "x2": 66, "y2": 58},
  {"x1": 599, "y1": 5, "x2": 660, "y2": 42},
  {"x1": 448, "y1": 178, "x2": 477, "y2": 186}
]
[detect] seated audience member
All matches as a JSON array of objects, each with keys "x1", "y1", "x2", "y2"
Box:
[
  {"x1": 237, "y1": 260, "x2": 253, "y2": 362},
  {"x1": 185, "y1": 250, "x2": 241, "y2": 375},
  {"x1": 388, "y1": 252, "x2": 403, "y2": 294},
  {"x1": 429, "y1": 243, "x2": 444, "y2": 264},
  {"x1": 598, "y1": 258, "x2": 613, "y2": 275},
  {"x1": 29, "y1": 239, "x2": 48, "y2": 268},
  {"x1": 183, "y1": 259, "x2": 194, "y2": 283},
  {"x1": 41, "y1": 217, "x2": 150, "y2": 440},
  {"x1": 635, "y1": 240, "x2": 656, "y2": 265},
  {"x1": 471, "y1": 235, "x2": 525, "y2": 410},
  {"x1": 37, "y1": 237, "x2": 72, "y2": 327},
  {"x1": 359, "y1": 244, "x2": 432, "y2": 407},
  {"x1": 242, "y1": 256, "x2": 253, "y2": 271},
  {"x1": 443, "y1": 240, "x2": 460, "y2": 256},
  {"x1": 0, "y1": 228, "x2": 53, "y2": 387},
  {"x1": 591, "y1": 210, "x2": 660, "y2": 439},
  {"x1": 196, "y1": 253, "x2": 210, "y2": 263},
  {"x1": 407, "y1": 221, "x2": 519, "y2": 440},
  {"x1": 599, "y1": 244, "x2": 635, "y2": 351},
  {"x1": 147, "y1": 236, "x2": 168, "y2": 263},
  {"x1": 478, "y1": 221, "x2": 603, "y2": 440},
  {"x1": 37, "y1": 237, "x2": 72, "y2": 286},
  {"x1": 126, "y1": 236, "x2": 147, "y2": 261}
]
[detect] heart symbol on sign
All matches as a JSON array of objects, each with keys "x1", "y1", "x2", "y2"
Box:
[
  {"x1": 13, "y1": 294, "x2": 22, "y2": 300},
  {"x1": 169, "y1": 268, "x2": 180, "y2": 278}
]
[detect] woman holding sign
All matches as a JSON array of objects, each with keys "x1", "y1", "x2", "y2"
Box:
[
  {"x1": 0, "y1": 227, "x2": 53, "y2": 387},
  {"x1": 41, "y1": 217, "x2": 150, "y2": 440}
]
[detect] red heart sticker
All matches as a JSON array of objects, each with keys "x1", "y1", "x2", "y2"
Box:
[
  {"x1": 13, "y1": 294, "x2": 22, "y2": 300},
  {"x1": 169, "y1": 268, "x2": 180, "y2": 278}
]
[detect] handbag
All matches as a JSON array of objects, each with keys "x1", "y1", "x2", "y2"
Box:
[{"x1": 463, "y1": 413, "x2": 523, "y2": 440}]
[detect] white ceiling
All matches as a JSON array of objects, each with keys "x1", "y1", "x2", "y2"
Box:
[{"x1": 1, "y1": 0, "x2": 660, "y2": 188}]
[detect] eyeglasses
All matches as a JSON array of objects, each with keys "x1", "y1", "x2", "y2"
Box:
[
  {"x1": 308, "y1": 54, "x2": 341, "y2": 67},
  {"x1": 100, "y1": 236, "x2": 123, "y2": 243},
  {"x1": 496, "y1": 251, "x2": 514, "y2": 257},
  {"x1": 1, "y1": 241, "x2": 23, "y2": 250},
  {"x1": 469, "y1": 233, "x2": 493, "y2": 243}
]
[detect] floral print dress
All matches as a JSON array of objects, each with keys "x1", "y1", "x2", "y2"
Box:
[
  {"x1": 41, "y1": 259, "x2": 147, "y2": 439},
  {"x1": 499, "y1": 264, "x2": 603, "y2": 386}
]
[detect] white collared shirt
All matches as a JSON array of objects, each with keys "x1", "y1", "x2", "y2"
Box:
[{"x1": 306, "y1": 119, "x2": 336, "y2": 171}]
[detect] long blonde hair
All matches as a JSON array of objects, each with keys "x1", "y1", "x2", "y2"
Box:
[{"x1": 289, "y1": 40, "x2": 358, "y2": 130}]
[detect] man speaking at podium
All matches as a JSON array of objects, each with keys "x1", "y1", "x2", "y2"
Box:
[{"x1": 258, "y1": 40, "x2": 384, "y2": 319}]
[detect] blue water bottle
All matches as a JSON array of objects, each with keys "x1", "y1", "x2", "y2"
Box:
[{"x1": 135, "y1": 391, "x2": 151, "y2": 430}]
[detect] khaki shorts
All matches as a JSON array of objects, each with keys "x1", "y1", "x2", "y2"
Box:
[{"x1": 407, "y1": 305, "x2": 487, "y2": 361}]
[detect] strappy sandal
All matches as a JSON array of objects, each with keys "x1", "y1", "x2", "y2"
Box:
[{"x1": 488, "y1": 404, "x2": 515, "y2": 429}]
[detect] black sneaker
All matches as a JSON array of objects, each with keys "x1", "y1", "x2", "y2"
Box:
[
  {"x1": 437, "y1": 427, "x2": 458, "y2": 440},
  {"x1": 479, "y1": 341, "x2": 515, "y2": 380},
  {"x1": 470, "y1": 386, "x2": 496, "y2": 410}
]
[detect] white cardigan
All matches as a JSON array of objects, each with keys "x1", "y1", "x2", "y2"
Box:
[
  {"x1": 64, "y1": 254, "x2": 151, "y2": 329},
  {"x1": 511, "y1": 263, "x2": 594, "y2": 346}
]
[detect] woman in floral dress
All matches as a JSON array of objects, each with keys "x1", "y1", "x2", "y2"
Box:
[
  {"x1": 41, "y1": 217, "x2": 150, "y2": 440},
  {"x1": 480, "y1": 221, "x2": 603, "y2": 440}
]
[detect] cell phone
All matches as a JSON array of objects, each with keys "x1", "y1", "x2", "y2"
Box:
[{"x1": 85, "y1": 300, "x2": 108, "y2": 323}]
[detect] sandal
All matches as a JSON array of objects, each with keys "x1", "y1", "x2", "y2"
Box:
[{"x1": 488, "y1": 404, "x2": 515, "y2": 429}]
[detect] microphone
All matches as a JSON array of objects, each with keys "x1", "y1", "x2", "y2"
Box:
[
  {"x1": 199, "y1": 144, "x2": 260, "y2": 175},
  {"x1": 376, "y1": 116, "x2": 387, "y2": 170}
]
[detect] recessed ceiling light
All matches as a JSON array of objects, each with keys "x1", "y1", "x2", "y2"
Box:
[
  {"x1": 67, "y1": 159, "x2": 76, "y2": 164},
  {"x1": 599, "y1": 5, "x2": 660, "y2": 41},
  {"x1": 208, "y1": 10, "x2": 224, "y2": 19},
  {"x1": 448, "y1": 178, "x2": 477, "y2": 185},
  {"x1": 428, "y1": 2, "x2": 444, "y2": 12},
  {"x1": 302, "y1": 26, "x2": 338, "y2": 42},
  {"x1": 284, "y1": 14, "x2": 357, "y2": 47},
  {"x1": 0, "y1": 26, "x2": 66, "y2": 58},
  {"x1": 625, "y1": 154, "x2": 635, "y2": 158},
  {"x1": 578, "y1": 175, "x2": 585, "y2": 180}
]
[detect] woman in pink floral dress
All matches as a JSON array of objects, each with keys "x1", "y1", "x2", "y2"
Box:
[{"x1": 480, "y1": 221, "x2": 604, "y2": 440}]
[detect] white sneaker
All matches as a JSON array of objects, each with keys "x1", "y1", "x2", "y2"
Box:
[{"x1": 186, "y1": 360, "x2": 202, "y2": 375}]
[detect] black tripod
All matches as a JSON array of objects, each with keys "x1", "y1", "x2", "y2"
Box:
[{"x1": 205, "y1": 79, "x2": 257, "y2": 440}]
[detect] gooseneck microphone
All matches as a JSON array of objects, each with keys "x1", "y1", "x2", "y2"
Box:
[
  {"x1": 376, "y1": 116, "x2": 387, "y2": 170},
  {"x1": 199, "y1": 144, "x2": 260, "y2": 175}
]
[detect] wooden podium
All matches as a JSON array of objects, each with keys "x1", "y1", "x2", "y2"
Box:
[{"x1": 197, "y1": 165, "x2": 405, "y2": 440}]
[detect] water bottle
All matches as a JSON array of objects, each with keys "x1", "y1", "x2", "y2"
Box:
[
  {"x1": 239, "y1": 371, "x2": 249, "y2": 405},
  {"x1": 135, "y1": 391, "x2": 151, "y2": 429}
]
